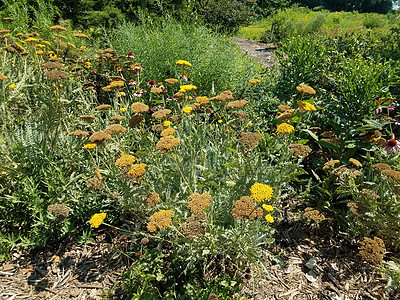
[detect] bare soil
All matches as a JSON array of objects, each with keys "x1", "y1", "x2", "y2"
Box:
[{"x1": 230, "y1": 37, "x2": 278, "y2": 68}]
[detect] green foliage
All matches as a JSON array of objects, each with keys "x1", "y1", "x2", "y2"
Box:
[{"x1": 104, "y1": 20, "x2": 258, "y2": 95}]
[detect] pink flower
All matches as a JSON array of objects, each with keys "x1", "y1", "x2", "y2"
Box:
[
  {"x1": 385, "y1": 136, "x2": 400, "y2": 153},
  {"x1": 126, "y1": 51, "x2": 134, "y2": 59},
  {"x1": 387, "y1": 104, "x2": 396, "y2": 111},
  {"x1": 374, "y1": 107, "x2": 383, "y2": 114}
]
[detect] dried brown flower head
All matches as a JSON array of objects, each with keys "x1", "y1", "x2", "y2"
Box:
[
  {"x1": 360, "y1": 189, "x2": 379, "y2": 200},
  {"x1": 87, "y1": 169, "x2": 105, "y2": 190},
  {"x1": 111, "y1": 115, "x2": 125, "y2": 122},
  {"x1": 54, "y1": 34, "x2": 67, "y2": 40},
  {"x1": 227, "y1": 100, "x2": 248, "y2": 109},
  {"x1": 277, "y1": 109, "x2": 296, "y2": 121},
  {"x1": 232, "y1": 196, "x2": 263, "y2": 220},
  {"x1": 323, "y1": 160, "x2": 340, "y2": 170},
  {"x1": 320, "y1": 137, "x2": 340, "y2": 147},
  {"x1": 332, "y1": 165, "x2": 361, "y2": 179},
  {"x1": 181, "y1": 214, "x2": 205, "y2": 240},
  {"x1": 156, "y1": 135, "x2": 180, "y2": 153},
  {"x1": 141, "y1": 237, "x2": 149, "y2": 245},
  {"x1": 210, "y1": 90, "x2": 234, "y2": 101},
  {"x1": 96, "y1": 104, "x2": 112, "y2": 110},
  {"x1": 238, "y1": 132, "x2": 261, "y2": 148},
  {"x1": 170, "y1": 115, "x2": 182, "y2": 122},
  {"x1": 374, "y1": 137, "x2": 387, "y2": 148},
  {"x1": 320, "y1": 131, "x2": 335, "y2": 138},
  {"x1": 80, "y1": 115, "x2": 95, "y2": 122},
  {"x1": 89, "y1": 131, "x2": 111, "y2": 143},
  {"x1": 296, "y1": 84, "x2": 316, "y2": 95},
  {"x1": 128, "y1": 163, "x2": 146, "y2": 181},
  {"x1": 290, "y1": 144, "x2": 312, "y2": 157},
  {"x1": 232, "y1": 111, "x2": 249, "y2": 119},
  {"x1": 0, "y1": 74, "x2": 8, "y2": 80},
  {"x1": 129, "y1": 115, "x2": 144, "y2": 128},
  {"x1": 50, "y1": 25, "x2": 67, "y2": 31},
  {"x1": 146, "y1": 192, "x2": 161, "y2": 207},
  {"x1": 74, "y1": 33, "x2": 88, "y2": 38},
  {"x1": 359, "y1": 237, "x2": 385, "y2": 265},
  {"x1": 109, "y1": 76, "x2": 125, "y2": 82},
  {"x1": 2, "y1": 46, "x2": 19, "y2": 54},
  {"x1": 188, "y1": 193, "x2": 212, "y2": 214},
  {"x1": 115, "y1": 154, "x2": 135, "y2": 167},
  {"x1": 174, "y1": 92, "x2": 184, "y2": 98},
  {"x1": 152, "y1": 109, "x2": 172, "y2": 119},
  {"x1": 47, "y1": 204, "x2": 69, "y2": 219},
  {"x1": 189, "y1": 102, "x2": 201, "y2": 112},
  {"x1": 105, "y1": 124, "x2": 127, "y2": 135},
  {"x1": 131, "y1": 102, "x2": 149, "y2": 113},
  {"x1": 381, "y1": 170, "x2": 400, "y2": 180},
  {"x1": 152, "y1": 124, "x2": 164, "y2": 132},
  {"x1": 44, "y1": 70, "x2": 69, "y2": 80},
  {"x1": 371, "y1": 163, "x2": 392, "y2": 172},
  {"x1": 347, "y1": 158, "x2": 362, "y2": 168},
  {"x1": 68, "y1": 130, "x2": 89, "y2": 137},
  {"x1": 161, "y1": 128, "x2": 176, "y2": 137},
  {"x1": 359, "y1": 130, "x2": 381, "y2": 143},
  {"x1": 150, "y1": 87, "x2": 164, "y2": 95},
  {"x1": 42, "y1": 61, "x2": 62, "y2": 70},
  {"x1": 303, "y1": 207, "x2": 325, "y2": 221},
  {"x1": 309, "y1": 127, "x2": 321, "y2": 132},
  {"x1": 165, "y1": 78, "x2": 178, "y2": 85},
  {"x1": 278, "y1": 105, "x2": 291, "y2": 112},
  {"x1": 347, "y1": 202, "x2": 367, "y2": 216}
]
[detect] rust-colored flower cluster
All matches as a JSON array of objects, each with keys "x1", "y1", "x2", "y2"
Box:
[
  {"x1": 232, "y1": 196, "x2": 263, "y2": 220},
  {"x1": 358, "y1": 237, "x2": 386, "y2": 265},
  {"x1": 147, "y1": 210, "x2": 173, "y2": 232}
]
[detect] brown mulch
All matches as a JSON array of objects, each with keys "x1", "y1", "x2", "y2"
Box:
[{"x1": 0, "y1": 233, "x2": 126, "y2": 300}]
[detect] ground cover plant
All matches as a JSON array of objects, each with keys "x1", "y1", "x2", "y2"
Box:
[{"x1": 1, "y1": 4, "x2": 400, "y2": 299}]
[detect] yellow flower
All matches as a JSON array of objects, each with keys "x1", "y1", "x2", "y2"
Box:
[
  {"x1": 68, "y1": 42, "x2": 76, "y2": 49},
  {"x1": 297, "y1": 101, "x2": 316, "y2": 112},
  {"x1": 163, "y1": 121, "x2": 171, "y2": 127},
  {"x1": 147, "y1": 210, "x2": 173, "y2": 232},
  {"x1": 262, "y1": 204, "x2": 273, "y2": 212},
  {"x1": 249, "y1": 79, "x2": 261, "y2": 84},
  {"x1": 120, "y1": 107, "x2": 127, "y2": 112},
  {"x1": 183, "y1": 106, "x2": 193, "y2": 114},
  {"x1": 218, "y1": 119, "x2": 223, "y2": 123},
  {"x1": 250, "y1": 183, "x2": 273, "y2": 202},
  {"x1": 89, "y1": 213, "x2": 106, "y2": 228},
  {"x1": 8, "y1": 84, "x2": 16, "y2": 89},
  {"x1": 80, "y1": 46, "x2": 86, "y2": 51},
  {"x1": 276, "y1": 123, "x2": 294, "y2": 134},
  {"x1": 179, "y1": 85, "x2": 197, "y2": 93},
  {"x1": 248, "y1": 122, "x2": 253, "y2": 126},
  {"x1": 120, "y1": 92, "x2": 125, "y2": 96},
  {"x1": 265, "y1": 214, "x2": 274, "y2": 223},
  {"x1": 176, "y1": 60, "x2": 192, "y2": 67},
  {"x1": 36, "y1": 50, "x2": 44, "y2": 55},
  {"x1": 296, "y1": 84, "x2": 316, "y2": 95},
  {"x1": 84, "y1": 143, "x2": 97, "y2": 149},
  {"x1": 36, "y1": 44, "x2": 45, "y2": 48},
  {"x1": 42, "y1": 40, "x2": 52, "y2": 46}
]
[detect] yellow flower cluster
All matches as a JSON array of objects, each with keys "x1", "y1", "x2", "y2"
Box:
[
  {"x1": 249, "y1": 79, "x2": 261, "y2": 84},
  {"x1": 183, "y1": 106, "x2": 193, "y2": 114},
  {"x1": 296, "y1": 84, "x2": 316, "y2": 95},
  {"x1": 89, "y1": 213, "x2": 106, "y2": 228},
  {"x1": 297, "y1": 101, "x2": 316, "y2": 112},
  {"x1": 276, "y1": 123, "x2": 295, "y2": 134},
  {"x1": 262, "y1": 204, "x2": 273, "y2": 212},
  {"x1": 265, "y1": 214, "x2": 274, "y2": 223},
  {"x1": 250, "y1": 183, "x2": 273, "y2": 202},
  {"x1": 147, "y1": 210, "x2": 173, "y2": 232},
  {"x1": 179, "y1": 85, "x2": 197, "y2": 93},
  {"x1": 115, "y1": 154, "x2": 136, "y2": 167},
  {"x1": 176, "y1": 60, "x2": 192, "y2": 67},
  {"x1": 128, "y1": 163, "x2": 146, "y2": 180}
]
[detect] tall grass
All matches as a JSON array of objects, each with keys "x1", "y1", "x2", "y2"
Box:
[{"x1": 104, "y1": 20, "x2": 258, "y2": 95}]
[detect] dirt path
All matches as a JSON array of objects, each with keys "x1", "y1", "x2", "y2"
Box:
[{"x1": 230, "y1": 37, "x2": 278, "y2": 68}]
